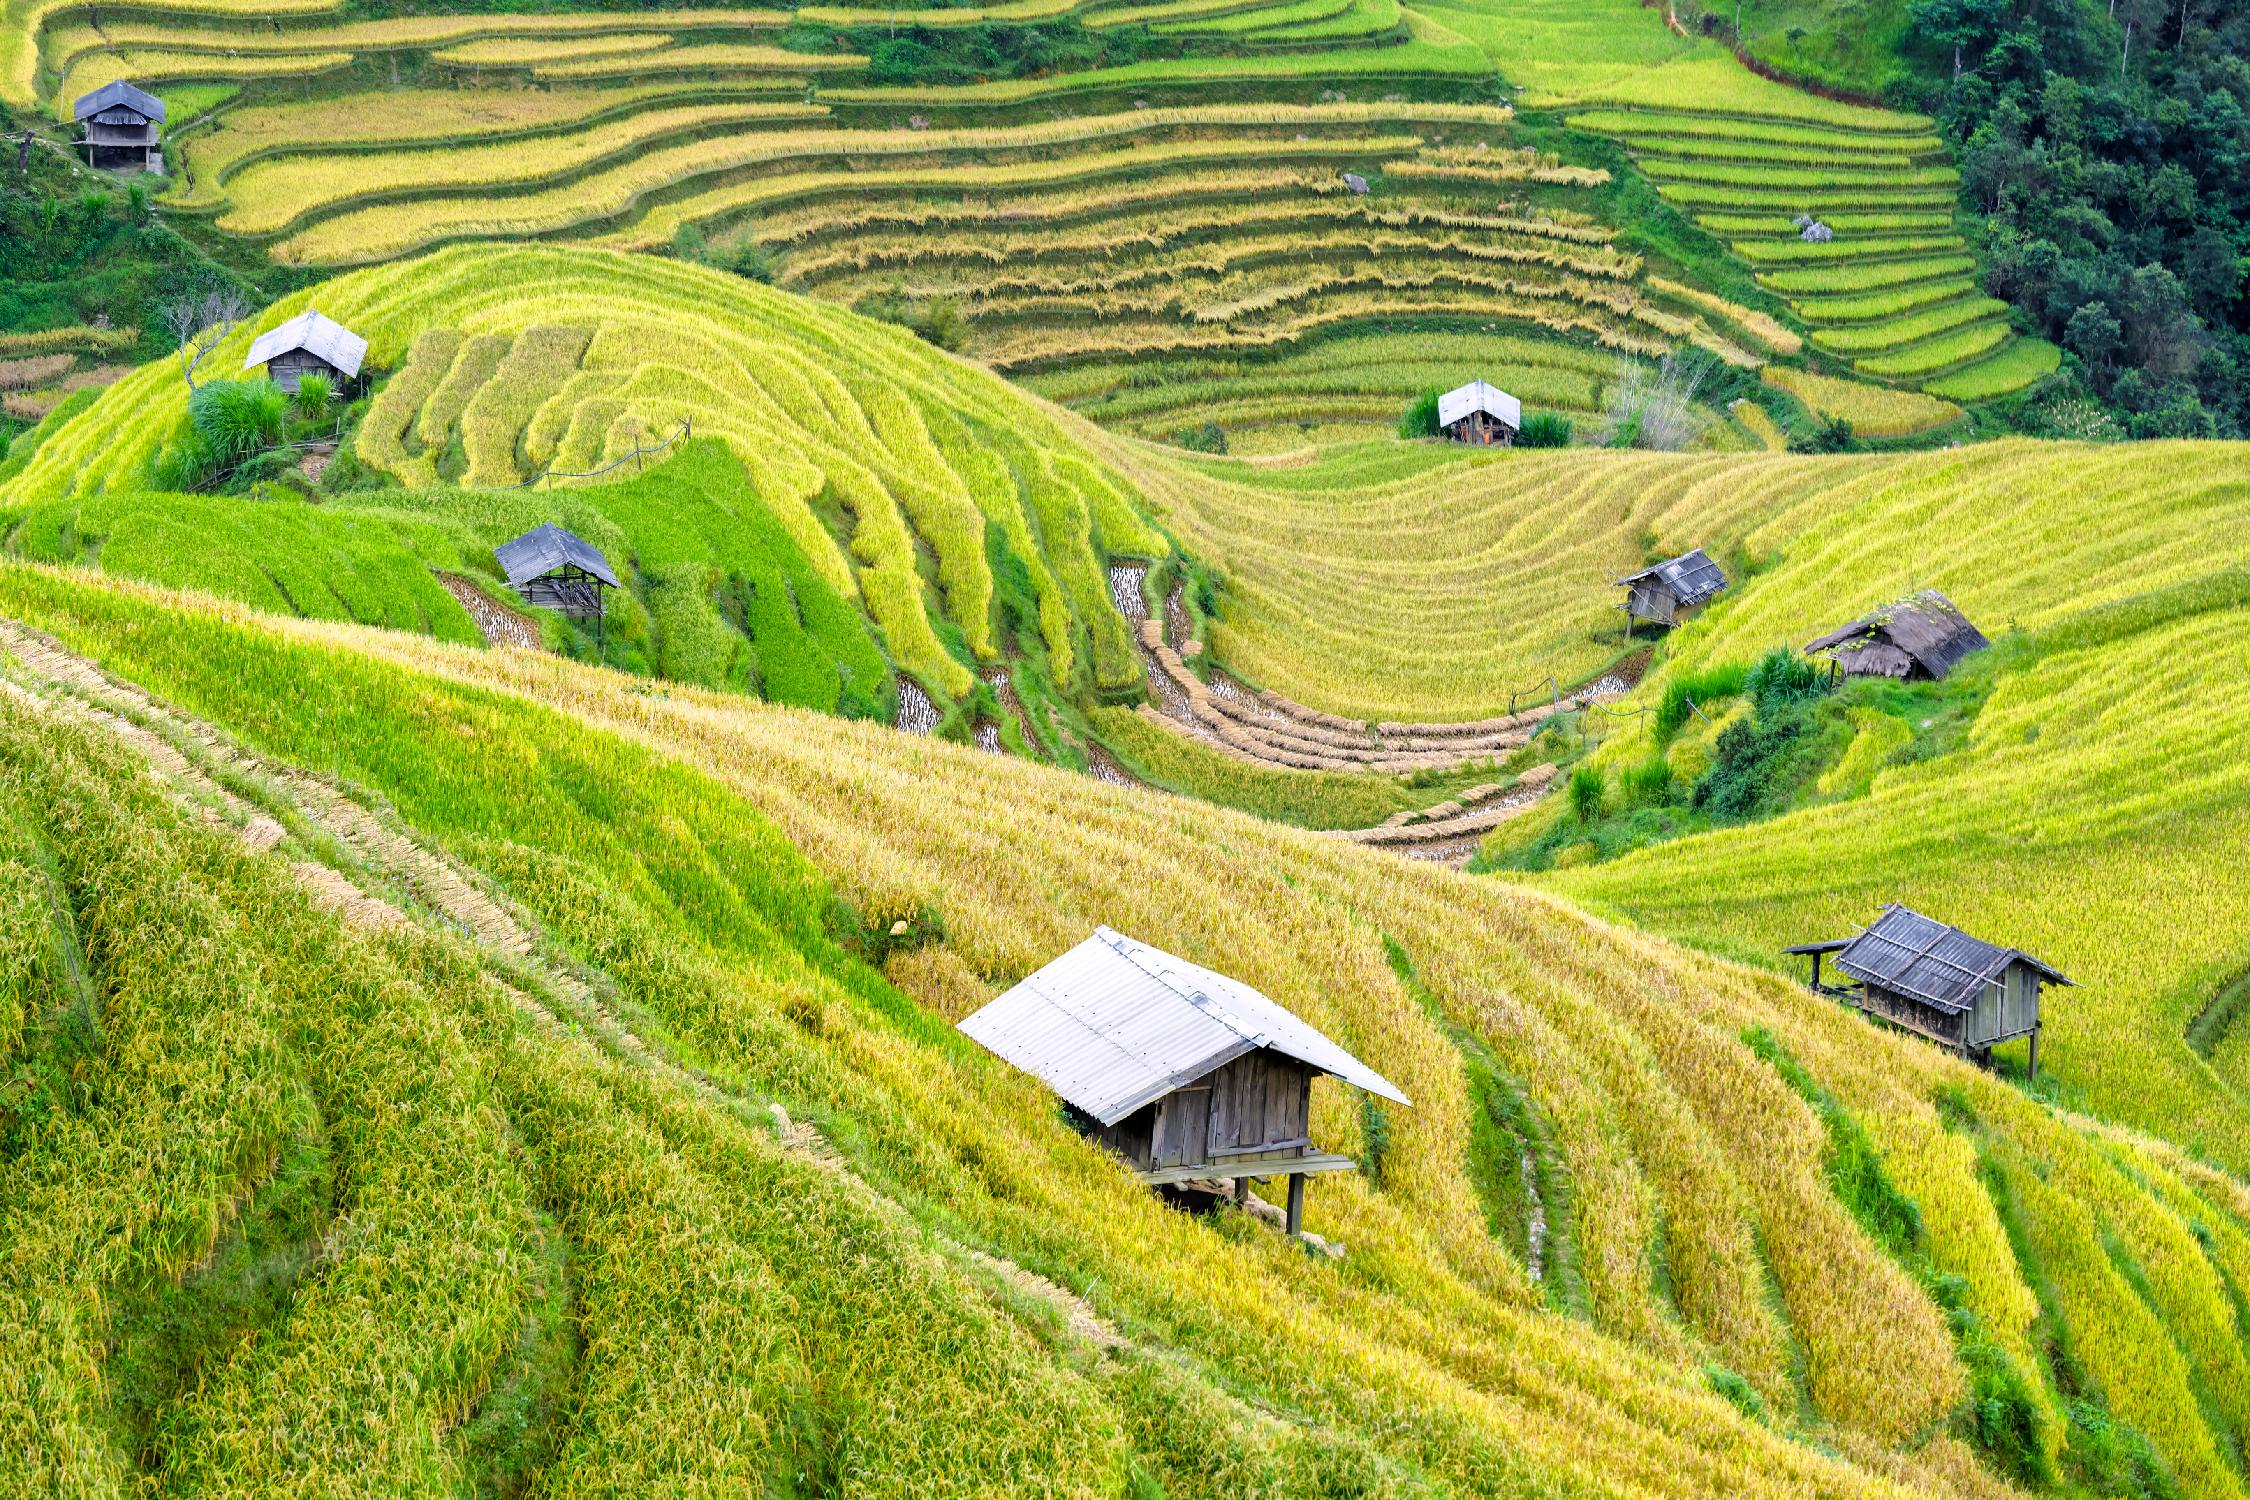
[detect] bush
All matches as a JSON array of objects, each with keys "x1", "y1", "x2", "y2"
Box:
[
  {"x1": 853, "y1": 283, "x2": 969, "y2": 351},
  {"x1": 293, "y1": 372, "x2": 332, "y2": 419},
  {"x1": 1398, "y1": 388, "x2": 1440, "y2": 438},
  {"x1": 1746, "y1": 646, "x2": 1823, "y2": 714},
  {"x1": 1170, "y1": 421, "x2": 1226, "y2": 454},
  {"x1": 730, "y1": 240, "x2": 777, "y2": 284},
  {"x1": 1517, "y1": 411, "x2": 1572, "y2": 447}
]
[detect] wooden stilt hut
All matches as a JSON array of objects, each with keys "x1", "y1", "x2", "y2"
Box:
[
  {"x1": 1614, "y1": 548, "x2": 1727, "y2": 632},
  {"x1": 957, "y1": 926, "x2": 1410, "y2": 1238},
  {"x1": 494, "y1": 522, "x2": 619, "y2": 657},
  {"x1": 74, "y1": 81, "x2": 164, "y2": 173},
  {"x1": 1786, "y1": 904, "x2": 2070, "y2": 1075}
]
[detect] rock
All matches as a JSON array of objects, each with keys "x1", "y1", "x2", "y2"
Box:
[
  {"x1": 771, "y1": 1102, "x2": 792, "y2": 1136},
  {"x1": 890, "y1": 918, "x2": 910, "y2": 937}
]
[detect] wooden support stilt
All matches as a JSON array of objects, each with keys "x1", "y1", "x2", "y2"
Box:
[
  {"x1": 1233, "y1": 1175, "x2": 1249, "y2": 1206},
  {"x1": 2028, "y1": 1026, "x2": 2039, "y2": 1081},
  {"x1": 1285, "y1": 1172, "x2": 1305, "y2": 1238}
]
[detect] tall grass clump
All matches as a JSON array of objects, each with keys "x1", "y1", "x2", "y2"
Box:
[
  {"x1": 1398, "y1": 387, "x2": 1440, "y2": 438},
  {"x1": 152, "y1": 377, "x2": 289, "y2": 488},
  {"x1": 1654, "y1": 661, "x2": 1749, "y2": 741},
  {"x1": 1517, "y1": 410, "x2": 1572, "y2": 447},
  {"x1": 1605, "y1": 353, "x2": 1711, "y2": 451},
  {"x1": 292, "y1": 372, "x2": 332, "y2": 419}
]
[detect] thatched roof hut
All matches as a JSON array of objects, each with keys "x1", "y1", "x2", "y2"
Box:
[{"x1": 1804, "y1": 590, "x2": 1987, "y2": 680}]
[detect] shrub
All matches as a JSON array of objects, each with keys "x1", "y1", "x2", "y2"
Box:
[
  {"x1": 1745, "y1": 647, "x2": 1822, "y2": 714},
  {"x1": 1398, "y1": 388, "x2": 1440, "y2": 438},
  {"x1": 1517, "y1": 411, "x2": 1571, "y2": 447},
  {"x1": 1653, "y1": 661, "x2": 1749, "y2": 740},
  {"x1": 294, "y1": 372, "x2": 333, "y2": 419},
  {"x1": 1170, "y1": 421, "x2": 1226, "y2": 454}
]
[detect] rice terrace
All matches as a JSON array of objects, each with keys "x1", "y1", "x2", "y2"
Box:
[{"x1": 1, "y1": 0, "x2": 2247, "y2": 1488}]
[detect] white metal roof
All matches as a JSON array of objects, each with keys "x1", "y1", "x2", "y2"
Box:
[
  {"x1": 1437, "y1": 380, "x2": 1521, "y2": 432},
  {"x1": 958, "y1": 926, "x2": 1411, "y2": 1126},
  {"x1": 244, "y1": 310, "x2": 367, "y2": 379}
]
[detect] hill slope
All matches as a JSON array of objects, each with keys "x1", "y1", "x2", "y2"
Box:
[{"x1": 6, "y1": 560, "x2": 2250, "y2": 1496}]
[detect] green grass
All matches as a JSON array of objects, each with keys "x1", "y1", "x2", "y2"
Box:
[
  {"x1": 1854, "y1": 321, "x2": 2010, "y2": 379},
  {"x1": 1809, "y1": 297, "x2": 2006, "y2": 355},
  {"x1": 1924, "y1": 340, "x2": 2064, "y2": 402}
]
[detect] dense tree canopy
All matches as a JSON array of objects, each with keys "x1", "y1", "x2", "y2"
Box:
[{"x1": 1909, "y1": 0, "x2": 2250, "y2": 433}]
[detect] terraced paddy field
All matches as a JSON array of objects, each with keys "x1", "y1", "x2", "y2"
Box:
[
  {"x1": 1107, "y1": 434, "x2": 2248, "y2": 720},
  {"x1": 11, "y1": 0, "x2": 1899, "y2": 443},
  {"x1": 1, "y1": 247, "x2": 1166, "y2": 721},
  {"x1": 7, "y1": 556, "x2": 2250, "y2": 1497},
  {"x1": 1021, "y1": 328, "x2": 1711, "y2": 445},
  {"x1": 1417, "y1": 0, "x2": 2059, "y2": 401}
]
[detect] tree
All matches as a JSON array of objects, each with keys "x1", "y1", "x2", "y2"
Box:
[
  {"x1": 1910, "y1": 0, "x2": 2008, "y2": 76},
  {"x1": 159, "y1": 285, "x2": 250, "y2": 391},
  {"x1": 2064, "y1": 301, "x2": 2124, "y2": 377}
]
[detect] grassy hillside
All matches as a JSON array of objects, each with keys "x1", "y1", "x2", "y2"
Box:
[
  {"x1": 1, "y1": 245, "x2": 1168, "y2": 721},
  {"x1": 7, "y1": 558, "x2": 2250, "y2": 1496}
]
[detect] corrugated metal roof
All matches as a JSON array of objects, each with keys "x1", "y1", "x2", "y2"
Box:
[
  {"x1": 1437, "y1": 380, "x2": 1522, "y2": 432},
  {"x1": 244, "y1": 310, "x2": 368, "y2": 379},
  {"x1": 1832, "y1": 904, "x2": 2071, "y2": 1013},
  {"x1": 1804, "y1": 590, "x2": 1988, "y2": 680},
  {"x1": 74, "y1": 80, "x2": 165, "y2": 123},
  {"x1": 958, "y1": 926, "x2": 1411, "y2": 1126},
  {"x1": 494, "y1": 523, "x2": 620, "y2": 589},
  {"x1": 1614, "y1": 547, "x2": 1727, "y2": 607}
]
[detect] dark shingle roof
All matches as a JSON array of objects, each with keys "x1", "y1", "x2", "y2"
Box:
[
  {"x1": 1830, "y1": 904, "x2": 2071, "y2": 1013},
  {"x1": 1804, "y1": 590, "x2": 1988, "y2": 679},
  {"x1": 74, "y1": 80, "x2": 165, "y2": 123},
  {"x1": 1615, "y1": 548, "x2": 1727, "y2": 607},
  {"x1": 494, "y1": 523, "x2": 619, "y2": 589}
]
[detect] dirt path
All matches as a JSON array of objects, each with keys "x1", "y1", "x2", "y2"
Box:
[{"x1": 1091, "y1": 561, "x2": 1591, "y2": 859}]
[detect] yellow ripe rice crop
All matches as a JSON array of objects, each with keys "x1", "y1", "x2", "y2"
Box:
[
  {"x1": 56, "y1": 48, "x2": 352, "y2": 112},
  {"x1": 431, "y1": 33, "x2": 678, "y2": 66},
  {"x1": 164, "y1": 86, "x2": 715, "y2": 212},
  {"x1": 1761, "y1": 366, "x2": 1962, "y2": 436},
  {"x1": 8, "y1": 543, "x2": 2242, "y2": 1492},
  {"x1": 218, "y1": 102, "x2": 829, "y2": 236},
  {"x1": 1646, "y1": 276, "x2": 1801, "y2": 356},
  {"x1": 4, "y1": 0, "x2": 341, "y2": 106},
  {"x1": 532, "y1": 43, "x2": 867, "y2": 79}
]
